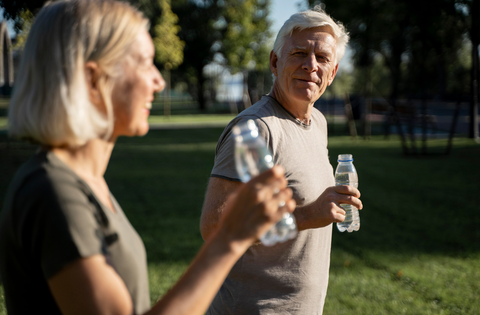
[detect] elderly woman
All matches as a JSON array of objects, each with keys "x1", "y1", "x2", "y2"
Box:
[{"x1": 0, "y1": 1, "x2": 295, "y2": 314}]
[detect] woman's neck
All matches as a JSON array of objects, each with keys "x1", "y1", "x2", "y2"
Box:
[{"x1": 50, "y1": 138, "x2": 115, "y2": 180}]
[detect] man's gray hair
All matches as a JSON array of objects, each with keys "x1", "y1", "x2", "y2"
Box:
[{"x1": 273, "y1": 6, "x2": 349, "y2": 65}]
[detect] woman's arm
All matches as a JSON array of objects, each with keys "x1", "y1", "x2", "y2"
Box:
[{"x1": 48, "y1": 166, "x2": 295, "y2": 315}]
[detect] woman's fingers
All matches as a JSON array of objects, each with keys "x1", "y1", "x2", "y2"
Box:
[
  {"x1": 220, "y1": 166, "x2": 295, "y2": 242},
  {"x1": 248, "y1": 166, "x2": 287, "y2": 192}
]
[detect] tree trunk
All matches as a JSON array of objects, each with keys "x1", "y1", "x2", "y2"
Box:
[
  {"x1": 469, "y1": 1, "x2": 479, "y2": 140},
  {"x1": 389, "y1": 52, "x2": 410, "y2": 155},
  {"x1": 163, "y1": 68, "x2": 171, "y2": 118},
  {"x1": 469, "y1": 42, "x2": 479, "y2": 139},
  {"x1": 468, "y1": 0, "x2": 480, "y2": 140},
  {"x1": 197, "y1": 65, "x2": 206, "y2": 111}
]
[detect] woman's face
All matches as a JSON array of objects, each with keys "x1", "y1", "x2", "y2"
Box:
[{"x1": 111, "y1": 29, "x2": 165, "y2": 138}]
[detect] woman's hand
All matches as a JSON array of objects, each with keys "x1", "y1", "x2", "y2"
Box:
[{"x1": 215, "y1": 165, "x2": 296, "y2": 252}]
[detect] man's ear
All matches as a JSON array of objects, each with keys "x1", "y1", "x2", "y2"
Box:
[
  {"x1": 84, "y1": 61, "x2": 103, "y2": 107},
  {"x1": 327, "y1": 64, "x2": 339, "y2": 86},
  {"x1": 269, "y1": 50, "x2": 278, "y2": 77}
]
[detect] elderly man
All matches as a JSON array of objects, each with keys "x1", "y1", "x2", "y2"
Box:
[{"x1": 200, "y1": 7, "x2": 363, "y2": 315}]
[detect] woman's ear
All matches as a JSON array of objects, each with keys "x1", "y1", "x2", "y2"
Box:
[{"x1": 84, "y1": 61, "x2": 104, "y2": 108}]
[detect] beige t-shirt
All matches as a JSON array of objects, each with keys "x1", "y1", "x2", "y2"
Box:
[
  {"x1": 208, "y1": 95, "x2": 335, "y2": 315},
  {"x1": 0, "y1": 151, "x2": 150, "y2": 315}
]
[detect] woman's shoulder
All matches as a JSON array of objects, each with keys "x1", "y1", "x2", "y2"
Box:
[
  {"x1": 4, "y1": 151, "x2": 94, "y2": 224},
  {"x1": 12, "y1": 151, "x2": 83, "y2": 199}
]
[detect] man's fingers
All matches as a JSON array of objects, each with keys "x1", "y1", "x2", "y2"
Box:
[
  {"x1": 336, "y1": 195, "x2": 363, "y2": 210},
  {"x1": 334, "y1": 185, "x2": 361, "y2": 198},
  {"x1": 333, "y1": 212, "x2": 346, "y2": 223}
]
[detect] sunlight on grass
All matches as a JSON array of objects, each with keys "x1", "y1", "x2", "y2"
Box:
[
  {"x1": 148, "y1": 262, "x2": 190, "y2": 305},
  {"x1": 0, "y1": 118, "x2": 6, "y2": 129},
  {"x1": 1, "y1": 129, "x2": 479, "y2": 315}
]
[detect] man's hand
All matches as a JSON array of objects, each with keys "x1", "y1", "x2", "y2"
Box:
[{"x1": 294, "y1": 185, "x2": 363, "y2": 231}]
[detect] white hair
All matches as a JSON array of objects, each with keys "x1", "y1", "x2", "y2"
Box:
[
  {"x1": 273, "y1": 6, "x2": 349, "y2": 65},
  {"x1": 8, "y1": 0, "x2": 149, "y2": 147}
]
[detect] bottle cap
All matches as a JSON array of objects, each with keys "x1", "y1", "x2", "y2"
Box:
[{"x1": 337, "y1": 154, "x2": 353, "y2": 162}]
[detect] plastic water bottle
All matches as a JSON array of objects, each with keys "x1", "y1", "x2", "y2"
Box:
[
  {"x1": 335, "y1": 154, "x2": 360, "y2": 232},
  {"x1": 232, "y1": 119, "x2": 298, "y2": 246}
]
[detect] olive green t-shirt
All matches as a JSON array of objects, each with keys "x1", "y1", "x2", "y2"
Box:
[{"x1": 0, "y1": 151, "x2": 150, "y2": 314}]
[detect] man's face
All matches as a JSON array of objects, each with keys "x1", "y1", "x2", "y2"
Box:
[{"x1": 270, "y1": 26, "x2": 338, "y2": 106}]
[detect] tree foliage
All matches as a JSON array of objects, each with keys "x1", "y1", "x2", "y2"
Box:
[
  {"x1": 0, "y1": 0, "x2": 44, "y2": 31},
  {"x1": 220, "y1": 0, "x2": 272, "y2": 73},
  {"x1": 11, "y1": 9, "x2": 34, "y2": 50},
  {"x1": 3, "y1": 0, "x2": 275, "y2": 111},
  {"x1": 170, "y1": 0, "x2": 273, "y2": 110},
  {"x1": 153, "y1": 0, "x2": 184, "y2": 69},
  {"x1": 309, "y1": 0, "x2": 475, "y2": 100},
  {"x1": 218, "y1": 0, "x2": 272, "y2": 105}
]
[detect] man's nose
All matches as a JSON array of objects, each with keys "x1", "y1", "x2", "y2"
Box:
[{"x1": 302, "y1": 53, "x2": 319, "y2": 72}]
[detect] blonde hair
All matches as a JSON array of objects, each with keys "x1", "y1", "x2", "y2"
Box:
[
  {"x1": 273, "y1": 6, "x2": 349, "y2": 65},
  {"x1": 8, "y1": 0, "x2": 149, "y2": 146}
]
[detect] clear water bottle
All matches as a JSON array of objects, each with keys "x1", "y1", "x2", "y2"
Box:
[
  {"x1": 335, "y1": 154, "x2": 360, "y2": 232},
  {"x1": 232, "y1": 119, "x2": 298, "y2": 246}
]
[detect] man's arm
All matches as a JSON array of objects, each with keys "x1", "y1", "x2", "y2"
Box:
[
  {"x1": 293, "y1": 185, "x2": 363, "y2": 230},
  {"x1": 200, "y1": 177, "x2": 242, "y2": 241},
  {"x1": 201, "y1": 177, "x2": 363, "y2": 237}
]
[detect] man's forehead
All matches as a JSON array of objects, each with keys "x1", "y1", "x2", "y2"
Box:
[
  {"x1": 294, "y1": 25, "x2": 335, "y2": 38},
  {"x1": 284, "y1": 26, "x2": 337, "y2": 51}
]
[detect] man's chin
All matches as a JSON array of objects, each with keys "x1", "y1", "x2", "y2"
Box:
[{"x1": 292, "y1": 90, "x2": 323, "y2": 104}]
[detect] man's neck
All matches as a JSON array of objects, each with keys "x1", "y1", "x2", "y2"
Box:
[{"x1": 269, "y1": 85, "x2": 315, "y2": 125}]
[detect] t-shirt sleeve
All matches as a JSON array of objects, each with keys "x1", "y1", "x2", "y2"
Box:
[
  {"x1": 211, "y1": 116, "x2": 271, "y2": 182},
  {"x1": 14, "y1": 170, "x2": 105, "y2": 279}
]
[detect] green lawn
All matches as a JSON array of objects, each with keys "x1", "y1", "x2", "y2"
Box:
[{"x1": 0, "y1": 128, "x2": 479, "y2": 314}]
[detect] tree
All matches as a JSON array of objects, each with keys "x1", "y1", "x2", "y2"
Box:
[
  {"x1": 173, "y1": 0, "x2": 224, "y2": 111},
  {"x1": 309, "y1": 0, "x2": 474, "y2": 150},
  {"x1": 0, "y1": 0, "x2": 44, "y2": 31},
  {"x1": 220, "y1": 0, "x2": 272, "y2": 106},
  {"x1": 153, "y1": 0, "x2": 185, "y2": 117},
  {"x1": 11, "y1": 9, "x2": 33, "y2": 51},
  {"x1": 456, "y1": 0, "x2": 479, "y2": 139}
]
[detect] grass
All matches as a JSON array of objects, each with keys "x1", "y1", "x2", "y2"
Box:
[
  {"x1": 326, "y1": 137, "x2": 480, "y2": 314},
  {"x1": 0, "y1": 127, "x2": 479, "y2": 314}
]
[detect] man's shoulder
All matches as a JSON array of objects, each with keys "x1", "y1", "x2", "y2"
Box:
[
  {"x1": 232, "y1": 96, "x2": 292, "y2": 131},
  {"x1": 237, "y1": 96, "x2": 285, "y2": 120}
]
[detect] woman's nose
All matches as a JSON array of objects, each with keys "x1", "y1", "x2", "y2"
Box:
[{"x1": 154, "y1": 68, "x2": 166, "y2": 93}]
